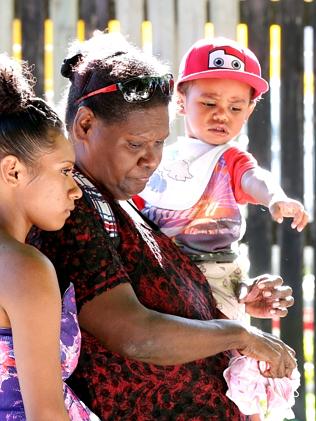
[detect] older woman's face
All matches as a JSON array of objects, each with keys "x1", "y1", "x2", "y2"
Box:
[{"x1": 79, "y1": 105, "x2": 169, "y2": 200}]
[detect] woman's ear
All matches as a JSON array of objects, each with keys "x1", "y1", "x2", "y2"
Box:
[
  {"x1": 0, "y1": 155, "x2": 24, "y2": 186},
  {"x1": 72, "y1": 106, "x2": 95, "y2": 145}
]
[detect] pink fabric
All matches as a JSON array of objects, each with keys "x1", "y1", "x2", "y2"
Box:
[{"x1": 223, "y1": 355, "x2": 300, "y2": 420}]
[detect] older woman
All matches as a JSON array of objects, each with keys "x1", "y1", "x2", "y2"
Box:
[{"x1": 29, "y1": 32, "x2": 295, "y2": 420}]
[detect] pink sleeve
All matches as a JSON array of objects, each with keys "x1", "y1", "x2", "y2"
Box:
[{"x1": 223, "y1": 147, "x2": 259, "y2": 204}]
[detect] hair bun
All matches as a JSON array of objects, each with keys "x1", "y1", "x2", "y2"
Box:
[
  {"x1": 0, "y1": 54, "x2": 33, "y2": 115},
  {"x1": 61, "y1": 53, "x2": 83, "y2": 79},
  {"x1": 27, "y1": 97, "x2": 60, "y2": 125}
]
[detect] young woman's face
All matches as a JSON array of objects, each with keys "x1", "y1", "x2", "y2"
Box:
[
  {"x1": 19, "y1": 130, "x2": 82, "y2": 231},
  {"x1": 77, "y1": 105, "x2": 170, "y2": 200},
  {"x1": 179, "y1": 78, "x2": 255, "y2": 145}
]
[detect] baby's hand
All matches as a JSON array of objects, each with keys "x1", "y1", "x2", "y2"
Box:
[{"x1": 269, "y1": 198, "x2": 309, "y2": 231}]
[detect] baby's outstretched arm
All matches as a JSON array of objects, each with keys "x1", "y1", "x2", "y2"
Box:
[{"x1": 241, "y1": 168, "x2": 309, "y2": 232}]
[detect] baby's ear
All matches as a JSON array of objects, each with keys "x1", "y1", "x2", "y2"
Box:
[
  {"x1": 0, "y1": 155, "x2": 24, "y2": 186},
  {"x1": 176, "y1": 92, "x2": 186, "y2": 116},
  {"x1": 245, "y1": 100, "x2": 256, "y2": 121}
]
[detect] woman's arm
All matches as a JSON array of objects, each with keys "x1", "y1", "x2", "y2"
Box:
[
  {"x1": 1, "y1": 246, "x2": 69, "y2": 421},
  {"x1": 79, "y1": 282, "x2": 296, "y2": 379},
  {"x1": 241, "y1": 167, "x2": 308, "y2": 231},
  {"x1": 29, "y1": 202, "x2": 296, "y2": 379}
]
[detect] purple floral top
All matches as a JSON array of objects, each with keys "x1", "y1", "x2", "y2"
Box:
[{"x1": 0, "y1": 284, "x2": 100, "y2": 420}]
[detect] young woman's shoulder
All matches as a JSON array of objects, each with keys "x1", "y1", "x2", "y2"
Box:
[{"x1": 0, "y1": 237, "x2": 59, "y2": 310}]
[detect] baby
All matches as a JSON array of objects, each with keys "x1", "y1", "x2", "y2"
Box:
[{"x1": 139, "y1": 37, "x2": 308, "y2": 320}]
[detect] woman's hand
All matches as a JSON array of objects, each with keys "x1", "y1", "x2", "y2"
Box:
[
  {"x1": 238, "y1": 275, "x2": 294, "y2": 318},
  {"x1": 238, "y1": 325, "x2": 297, "y2": 378}
]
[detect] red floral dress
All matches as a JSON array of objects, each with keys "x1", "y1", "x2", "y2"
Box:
[{"x1": 28, "y1": 173, "x2": 245, "y2": 421}]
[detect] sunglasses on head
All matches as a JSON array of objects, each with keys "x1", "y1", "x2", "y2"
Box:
[{"x1": 76, "y1": 73, "x2": 174, "y2": 104}]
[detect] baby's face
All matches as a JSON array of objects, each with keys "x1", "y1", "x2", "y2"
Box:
[{"x1": 179, "y1": 78, "x2": 255, "y2": 145}]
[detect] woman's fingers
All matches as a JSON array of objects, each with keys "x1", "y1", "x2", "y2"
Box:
[
  {"x1": 239, "y1": 327, "x2": 297, "y2": 378},
  {"x1": 255, "y1": 275, "x2": 283, "y2": 291},
  {"x1": 269, "y1": 286, "x2": 293, "y2": 303}
]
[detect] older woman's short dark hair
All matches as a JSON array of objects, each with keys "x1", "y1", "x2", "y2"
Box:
[{"x1": 61, "y1": 31, "x2": 172, "y2": 128}]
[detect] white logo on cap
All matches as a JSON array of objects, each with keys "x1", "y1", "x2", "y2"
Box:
[{"x1": 208, "y1": 49, "x2": 245, "y2": 72}]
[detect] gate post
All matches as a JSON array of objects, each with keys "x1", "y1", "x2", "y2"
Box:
[{"x1": 279, "y1": 1, "x2": 306, "y2": 419}]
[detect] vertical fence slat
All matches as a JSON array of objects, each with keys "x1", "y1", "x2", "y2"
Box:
[
  {"x1": 0, "y1": 0, "x2": 14, "y2": 54},
  {"x1": 50, "y1": 0, "x2": 78, "y2": 105},
  {"x1": 176, "y1": 0, "x2": 207, "y2": 58},
  {"x1": 147, "y1": 0, "x2": 176, "y2": 73},
  {"x1": 242, "y1": 0, "x2": 272, "y2": 335},
  {"x1": 210, "y1": 0, "x2": 239, "y2": 39},
  {"x1": 80, "y1": 0, "x2": 111, "y2": 38},
  {"x1": 19, "y1": 0, "x2": 47, "y2": 97},
  {"x1": 279, "y1": 1, "x2": 306, "y2": 419},
  {"x1": 147, "y1": 0, "x2": 177, "y2": 144},
  {"x1": 115, "y1": 0, "x2": 144, "y2": 46}
]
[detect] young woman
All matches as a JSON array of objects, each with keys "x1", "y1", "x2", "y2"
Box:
[{"x1": 0, "y1": 54, "x2": 99, "y2": 420}]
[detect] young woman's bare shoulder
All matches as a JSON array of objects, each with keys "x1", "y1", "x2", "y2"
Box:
[{"x1": 0, "y1": 238, "x2": 58, "y2": 303}]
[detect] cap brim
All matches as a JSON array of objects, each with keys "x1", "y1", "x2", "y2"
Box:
[{"x1": 177, "y1": 69, "x2": 269, "y2": 99}]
